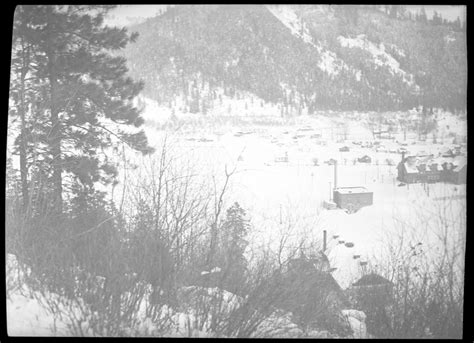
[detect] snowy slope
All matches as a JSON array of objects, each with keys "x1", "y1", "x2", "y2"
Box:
[
  {"x1": 338, "y1": 34, "x2": 418, "y2": 89},
  {"x1": 266, "y1": 5, "x2": 358, "y2": 79},
  {"x1": 6, "y1": 254, "x2": 315, "y2": 337},
  {"x1": 7, "y1": 254, "x2": 89, "y2": 336},
  {"x1": 266, "y1": 5, "x2": 317, "y2": 47}
]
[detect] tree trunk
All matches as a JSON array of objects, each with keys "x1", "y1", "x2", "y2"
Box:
[
  {"x1": 19, "y1": 38, "x2": 29, "y2": 212},
  {"x1": 46, "y1": 45, "x2": 63, "y2": 214}
]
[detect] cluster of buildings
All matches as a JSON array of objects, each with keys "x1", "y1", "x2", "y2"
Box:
[
  {"x1": 397, "y1": 152, "x2": 467, "y2": 185},
  {"x1": 279, "y1": 250, "x2": 392, "y2": 337}
]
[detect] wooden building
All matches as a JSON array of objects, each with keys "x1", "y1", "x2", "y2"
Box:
[
  {"x1": 445, "y1": 158, "x2": 467, "y2": 184},
  {"x1": 397, "y1": 153, "x2": 466, "y2": 185},
  {"x1": 397, "y1": 156, "x2": 420, "y2": 183},
  {"x1": 347, "y1": 273, "x2": 394, "y2": 338},
  {"x1": 274, "y1": 253, "x2": 351, "y2": 334},
  {"x1": 333, "y1": 187, "x2": 373, "y2": 213}
]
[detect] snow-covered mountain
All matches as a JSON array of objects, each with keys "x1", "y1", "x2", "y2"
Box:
[{"x1": 120, "y1": 5, "x2": 465, "y2": 114}]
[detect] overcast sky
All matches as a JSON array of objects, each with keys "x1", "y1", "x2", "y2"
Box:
[
  {"x1": 105, "y1": 5, "x2": 169, "y2": 26},
  {"x1": 105, "y1": 5, "x2": 466, "y2": 27}
]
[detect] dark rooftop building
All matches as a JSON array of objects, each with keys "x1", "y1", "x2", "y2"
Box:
[
  {"x1": 333, "y1": 187, "x2": 373, "y2": 213},
  {"x1": 397, "y1": 153, "x2": 467, "y2": 185},
  {"x1": 352, "y1": 273, "x2": 393, "y2": 287},
  {"x1": 271, "y1": 252, "x2": 351, "y2": 334},
  {"x1": 348, "y1": 273, "x2": 394, "y2": 338}
]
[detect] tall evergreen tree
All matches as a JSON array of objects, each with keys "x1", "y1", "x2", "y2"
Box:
[
  {"x1": 10, "y1": 11, "x2": 33, "y2": 211},
  {"x1": 215, "y1": 202, "x2": 250, "y2": 292},
  {"x1": 10, "y1": 5, "x2": 153, "y2": 214},
  {"x1": 419, "y1": 8, "x2": 428, "y2": 23}
]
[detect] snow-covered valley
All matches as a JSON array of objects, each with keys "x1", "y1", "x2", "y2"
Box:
[{"x1": 123, "y1": 97, "x2": 467, "y2": 290}]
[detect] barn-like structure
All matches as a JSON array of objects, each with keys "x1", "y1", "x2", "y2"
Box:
[{"x1": 397, "y1": 153, "x2": 467, "y2": 185}]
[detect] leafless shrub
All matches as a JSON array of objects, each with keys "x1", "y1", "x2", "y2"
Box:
[{"x1": 366, "y1": 184, "x2": 465, "y2": 338}]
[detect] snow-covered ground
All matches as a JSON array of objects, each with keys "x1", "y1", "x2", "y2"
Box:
[
  {"x1": 131, "y1": 98, "x2": 467, "y2": 290},
  {"x1": 8, "y1": 253, "x2": 367, "y2": 337}
]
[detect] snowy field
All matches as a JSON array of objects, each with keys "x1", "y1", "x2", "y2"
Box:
[
  {"x1": 117, "y1": 98, "x2": 467, "y2": 289},
  {"x1": 7, "y1": 253, "x2": 367, "y2": 337},
  {"x1": 7, "y1": 94, "x2": 466, "y2": 290}
]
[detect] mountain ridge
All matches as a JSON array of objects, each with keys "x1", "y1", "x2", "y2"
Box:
[{"x1": 121, "y1": 5, "x2": 466, "y2": 115}]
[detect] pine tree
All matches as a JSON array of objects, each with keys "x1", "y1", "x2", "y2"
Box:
[
  {"x1": 10, "y1": 5, "x2": 153, "y2": 214},
  {"x1": 215, "y1": 202, "x2": 250, "y2": 292},
  {"x1": 454, "y1": 16, "x2": 462, "y2": 31},
  {"x1": 432, "y1": 11, "x2": 443, "y2": 25},
  {"x1": 10, "y1": 19, "x2": 30, "y2": 211},
  {"x1": 419, "y1": 8, "x2": 428, "y2": 23}
]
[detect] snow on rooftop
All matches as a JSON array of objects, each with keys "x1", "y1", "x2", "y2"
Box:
[
  {"x1": 452, "y1": 156, "x2": 467, "y2": 170},
  {"x1": 334, "y1": 187, "x2": 370, "y2": 194},
  {"x1": 404, "y1": 161, "x2": 419, "y2": 173}
]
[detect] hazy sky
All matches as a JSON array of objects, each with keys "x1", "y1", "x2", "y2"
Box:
[
  {"x1": 105, "y1": 5, "x2": 466, "y2": 27},
  {"x1": 105, "y1": 5, "x2": 169, "y2": 26}
]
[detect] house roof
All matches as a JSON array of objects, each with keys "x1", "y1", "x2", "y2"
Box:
[
  {"x1": 289, "y1": 252, "x2": 330, "y2": 273},
  {"x1": 403, "y1": 154, "x2": 463, "y2": 173},
  {"x1": 404, "y1": 162, "x2": 419, "y2": 174},
  {"x1": 286, "y1": 268, "x2": 343, "y2": 293},
  {"x1": 334, "y1": 187, "x2": 370, "y2": 194},
  {"x1": 352, "y1": 273, "x2": 392, "y2": 287},
  {"x1": 452, "y1": 156, "x2": 467, "y2": 171}
]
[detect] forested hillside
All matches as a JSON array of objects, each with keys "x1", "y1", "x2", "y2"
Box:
[{"x1": 122, "y1": 5, "x2": 466, "y2": 115}]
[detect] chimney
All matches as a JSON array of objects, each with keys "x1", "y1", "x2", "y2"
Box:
[
  {"x1": 334, "y1": 160, "x2": 338, "y2": 190},
  {"x1": 323, "y1": 230, "x2": 327, "y2": 252}
]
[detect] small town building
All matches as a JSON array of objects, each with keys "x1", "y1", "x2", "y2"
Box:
[
  {"x1": 273, "y1": 252, "x2": 352, "y2": 334},
  {"x1": 274, "y1": 151, "x2": 289, "y2": 163},
  {"x1": 425, "y1": 162, "x2": 443, "y2": 183},
  {"x1": 357, "y1": 155, "x2": 372, "y2": 163},
  {"x1": 351, "y1": 273, "x2": 393, "y2": 291},
  {"x1": 347, "y1": 273, "x2": 394, "y2": 338},
  {"x1": 397, "y1": 156, "x2": 419, "y2": 183},
  {"x1": 445, "y1": 157, "x2": 467, "y2": 184},
  {"x1": 333, "y1": 187, "x2": 373, "y2": 213},
  {"x1": 288, "y1": 251, "x2": 331, "y2": 273},
  {"x1": 397, "y1": 153, "x2": 466, "y2": 185}
]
